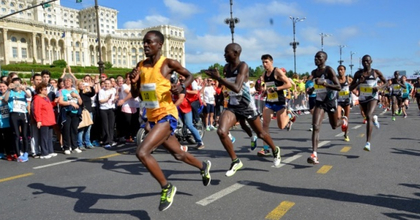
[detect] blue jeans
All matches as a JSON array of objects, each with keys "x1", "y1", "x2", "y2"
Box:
[
  {"x1": 179, "y1": 111, "x2": 202, "y2": 144},
  {"x1": 77, "y1": 112, "x2": 93, "y2": 147}
]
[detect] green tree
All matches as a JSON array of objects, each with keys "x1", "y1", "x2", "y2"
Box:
[
  {"x1": 254, "y1": 65, "x2": 265, "y2": 78},
  {"x1": 52, "y1": 59, "x2": 67, "y2": 68},
  {"x1": 104, "y1": 61, "x2": 113, "y2": 69}
]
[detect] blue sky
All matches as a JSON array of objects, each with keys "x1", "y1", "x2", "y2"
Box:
[{"x1": 61, "y1": 0, "x2": 420, "y2": 77}]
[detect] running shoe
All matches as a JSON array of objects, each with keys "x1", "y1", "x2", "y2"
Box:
[
  {"x1": 201, "y1": 160, "x2": 211, "y2": 186},
  {"x1": 392, "y1": 116, "x2": 396, "y2": 121},
  {"x1": 341, "y1": 116, "x2": 348, "y2": 132},
  {"x1": 74, "y1": 148, "x2": 82, "y2": 153},
  {"x1": 287, "y1": 121, "x2": 293, "y2": 131},
  {"x1": 309, "y1": 127, "x2": 313, "y2": 131},
  {"x1": 373, "y1": 115, "x2": 380, "y2": 129},
  {"x1": 364, "y1": 142, "x2": 371, "y2": 151},
  {"x1": 403, "y1": 114, "x2": 407, "y2": 118},
  {"x1": 17, "y1": 152, "x2": 28, "y2": 163},
  {"x1": 230, "y1": 135, "x2": 236, "y2": 143},
  {"x1": 307, "y1": 154, "x2": 319, "y2": 164},
  {"x1": 196, "y1": 142, "x2": 205, "y2": 150},
  {"x1": 250, "y1": 135, "x2": 258, "y2": 151},
  {"x1": 225, "y1": 159, "x2": 243, "y2": 177},
  {"x1": 257, "y1": 148, "x2": 272, "y2": 157},
  {"x1": 206, "y1": 127, "x2": 210, "y2": 131},
  {"x1": 397, "y1": 109, "x2": 402, "y2": 115},
  {"x1": 49, "y1": 153, "x2": 58, "y2": 157},
  {"x1": 7, "y1": 154, "x2": 18, "y2": 161},
  {"x1": 363, "y1": 118, "x2": 367, "y2": 124},
  {"x1": 40, "y1": 155, "x2": 52, "y2": 159},
  {"x1": 159, "y1": 184, "x2": 177, "y2": 211},
  {"x1": 209, "y1": 126, "x2": 217, "y2": 131},
  {"x1": 344, "y1": 135, "x2": 350, "y2": 142},
  {"x1": 64, "y1": 150, "x2": 71, "y2": 155},
  {"x1": 273, "y1": 146, "x2": 281, "y2": 167}
]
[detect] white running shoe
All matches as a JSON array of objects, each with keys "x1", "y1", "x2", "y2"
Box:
[
  {"x1": 364, "y1": 142, "x2": 371, "y2": 151},
  {"x1": 273, "y1": 146, "x2": 281, "y2": 167},
  {"x1": 74, "y1": 148, "x2": 82, "y2": 153},
  {"x1": 225, "y1": 160, "x2": 243, "y2": 177},
  {"x1": 373, "y1": 115, "x2": 380, "y2": 129}
]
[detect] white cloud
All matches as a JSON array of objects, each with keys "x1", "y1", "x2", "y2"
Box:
[
  {"x1": 123, "y1": 15, "x2": 171, "y2": 29},
  {"x1": 163, "y1": 0, "x2": 200, "y2": 18}
]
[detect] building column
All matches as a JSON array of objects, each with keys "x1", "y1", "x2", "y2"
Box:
[
  {"x1": 41, "y1": 34, "x2": 46, "y2": 65},
  {"x1": 32, "y1": 33, "x2": 38, "y2": 62},
  {"x1": 3, "y1": 28, "x2": 8, "y2": 64}
]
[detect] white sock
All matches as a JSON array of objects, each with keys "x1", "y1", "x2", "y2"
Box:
[
  {"x1": 313, "y1": 151, "x2": 317, "y2": 157},
  {"x1": 228, "y1": 132, "x2": 232, "y2": 139}
]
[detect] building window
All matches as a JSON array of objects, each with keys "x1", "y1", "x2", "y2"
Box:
[
  {"x1": 20, "y1": 38, "x2": 26, "y2": 43},
  {"x1": 10, "y1": 2, "x2": 14, "y2": 7},
  {"x1": 21, "y1": 48, "x2": 27, "y2": 58},
  {"x1": 76, "y1": 51, "x2": 80, "y2": 62},
  {"x1": 11, "y1": 36, "x2": 17, "y2": 42},
  {"x1": 132, "y1": 56, "x2": 136, "y2": 66},
  {"x1": 12, "y1": 47, "x2": 18, "y2": 58}
]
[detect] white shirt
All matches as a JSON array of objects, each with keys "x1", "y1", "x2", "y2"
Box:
[
  {"x1": 98, "y1": 88, "x2": 116, "y2": 110},
  {"x1": 203, "y1": 86, "x2": 216, "y2": 104}
]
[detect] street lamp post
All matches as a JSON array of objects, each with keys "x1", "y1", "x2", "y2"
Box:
[
  {"x1": 319, "y1": 33, "x2": 331, "y2": 51},
  {"x1": 95, "y1": 0, "x2": 104, "y2": 74},
  {"x1": 338, "y1": 45, "x2": 346, "y2": 65},
  {"x1": 289, "y1": 16, "x2": 305, "y2": 74},
  {"x1": 349, "y1": 51, "x2": 355, "y2": 75},
  {"x1": 224, "y1": 0, "x2": 240, "y2": 43}
]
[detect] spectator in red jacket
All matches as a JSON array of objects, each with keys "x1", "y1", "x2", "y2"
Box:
[{"x1": 33, "y1": 82, "x2": 57, "y2": 159}]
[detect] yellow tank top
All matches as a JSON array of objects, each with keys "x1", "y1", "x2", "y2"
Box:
[{"x1": 139, "y1": 56, "x2": 178, "y2": 122}]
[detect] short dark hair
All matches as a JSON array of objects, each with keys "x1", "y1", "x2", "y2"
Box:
[
  {"x1": 337, "y1": 65, "x2": 346, "y2": 70},
  {"x1": 41, "y1": 70, "x2": 51, "y2": 77},
  {"x1": 32, "y1": 73, "x2": 41, "y2": 80},
  {"x1": 35, "y1": 82, "x2": 48, "y2": 94},
  {"x1": 147, "y1": 30, "x2": 164, "y2": 44},
  {"x1": 11, "y1": 77, "x2": 22, "y2": 84},
  {"x1": 261, "y1": 54, "x2": 273, "y2": 61}
]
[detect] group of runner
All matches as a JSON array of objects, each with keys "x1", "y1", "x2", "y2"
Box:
[{"x1": 129, "y1": 30, "x2": 417, "y2": 212}]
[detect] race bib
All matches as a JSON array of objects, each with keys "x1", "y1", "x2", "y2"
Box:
[
  {"x1": 265, "y1": 82, "x2": 278, "y2": 102},
  {"x1": 416, "y1": 88, "x2": 420, "y2": 94},
  {"x1": 0, "y1": 106, "x2": 9, "y2": 118},
  {"x1": 141, "y1": 83, "x2": 159, "y2": 109},
  {"x1": 403, "y1": 89, "x2": 408, "y2": 93},
  {"x1": 393, "y1": 85, "x2": 401, "y2": 90},
  {"x1": 359, "y1": 85, "x2": 373, "y2": 96},
  {"x1": 339, "y1": 90, "x2": 350, "y2": 98},
  {"x1": 13, "y1": 99, "x2": 26, "y2": 112},
  {"x1": 314, "y1": 84, "x2": 326, "y2": 93}
]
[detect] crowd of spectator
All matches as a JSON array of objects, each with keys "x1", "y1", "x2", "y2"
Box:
[{"x1": 0, "y1": 67, "x2": 141, "y2": 162}]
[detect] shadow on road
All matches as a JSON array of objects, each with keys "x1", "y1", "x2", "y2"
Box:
[
  {"x1": 28, "y1": 183, "x2": 152, "y2": 219},
  {"x1": 243, "y1": 181, "x2": 420, "y2": 218}
]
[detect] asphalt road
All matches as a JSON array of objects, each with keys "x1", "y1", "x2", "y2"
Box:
[{"x1": 1, "y1": 104, "x2": 420, "y2": 220}]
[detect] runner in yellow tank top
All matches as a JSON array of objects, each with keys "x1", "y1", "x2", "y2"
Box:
[
  {"x1": 130, "y1": 30, "x2": 211, "y2": 212},
  {"x1": 138, "y1": 56, "x2": 178, "y2": 122}
]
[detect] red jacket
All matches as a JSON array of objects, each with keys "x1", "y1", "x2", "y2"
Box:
[{"x1": 33, "y1": 94, "x2": 56, "y2": 127}]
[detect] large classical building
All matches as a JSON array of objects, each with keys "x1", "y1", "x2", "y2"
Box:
[{"x1": 0, "y1": 0, "x2": 186, "y2": 68}]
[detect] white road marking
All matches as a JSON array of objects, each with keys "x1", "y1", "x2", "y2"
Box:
[
  {"x1": 352, "y1": 125, "x2": 362, "y2": 129},
  {"x1": 196, "y1": 181, "x2": 249, "y2": 206},
  {"x1": 272, "y1": 155, "x2": 302, "y2": 168},
  {"x1": 335, "y1": 132, "x2": 344, "y2": 137},
  {"x1": 33, "y1": 160, "x2": 75, "y2": 169},
  {"x1": 318, "y1": 141, "x2": 330, "y2": 148},
  {"x1": 197, "y1": 155, "x2": 302, "y2": 206},
  {"x1": 33, "y1": 146, "x2": 138, "y2": 170}
]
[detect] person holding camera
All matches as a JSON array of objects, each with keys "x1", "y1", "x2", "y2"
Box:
[{"x1": 4, "y1": 77, "x2": 32, "y2": 162}]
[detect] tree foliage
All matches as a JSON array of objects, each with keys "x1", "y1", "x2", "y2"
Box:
[{"x1": 52, "y1": 59, "x2": 67, "y2": 68}]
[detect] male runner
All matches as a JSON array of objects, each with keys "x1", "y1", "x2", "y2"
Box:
[
  {"x1": 130, "y1": 30, "x2": 211, "y2": 211},
  {"x1": 204, "y1": 43, "x2": 281, "y2": 176},
  {"x1": 349, "y1": 55, "x2": 386, "y2": 151}
]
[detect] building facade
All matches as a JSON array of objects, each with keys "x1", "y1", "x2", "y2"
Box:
[{"x1": 0, "y1": 0, "x2": 186, "y2": 68}]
